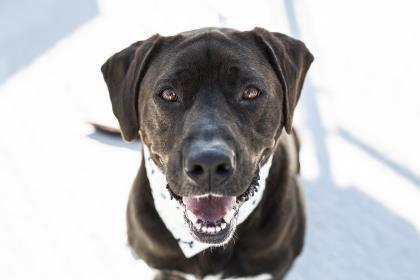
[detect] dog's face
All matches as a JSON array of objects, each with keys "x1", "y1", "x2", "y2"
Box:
[{"x1": 101, "y1": 27, "x2": 313, "y2": 245}]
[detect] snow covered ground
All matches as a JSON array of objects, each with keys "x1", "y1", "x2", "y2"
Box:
[{"x1": 0, "y1": 0, "x2": 419, "y2": 279}]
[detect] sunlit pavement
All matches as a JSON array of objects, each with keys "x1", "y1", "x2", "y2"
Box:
[{"x1": 0, "y1": 1, "x2": 419, "y2": 279}]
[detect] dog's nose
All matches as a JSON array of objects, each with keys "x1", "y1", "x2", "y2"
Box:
[{"x1": 184, "y1": 141, "x2": 235, "y2": 186}]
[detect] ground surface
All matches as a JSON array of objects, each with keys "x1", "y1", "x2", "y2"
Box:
[{"x1": 1, "y1": 0, "x2": 419, "y2": 279}]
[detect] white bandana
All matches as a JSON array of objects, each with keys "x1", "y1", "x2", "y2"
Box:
[{"x1": 143, "y1": 146, "x2": 272, "y2": 258}]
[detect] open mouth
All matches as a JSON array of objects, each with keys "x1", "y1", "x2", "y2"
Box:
[
  {"x1": 184, "y1": 195, "x2": 237, "y2": 244},
  {"x1": 166, "y1": 172, "x2": 261, "y2": 245}
]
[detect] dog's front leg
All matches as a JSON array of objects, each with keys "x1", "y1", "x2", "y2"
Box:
[{"x1": 153, "y1": 270, "x2": 190, "y2": 280}]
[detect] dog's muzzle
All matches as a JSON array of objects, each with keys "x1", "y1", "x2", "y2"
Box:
[{"x1": 166, "y1": 170, "x2": 261, "y2": 245}]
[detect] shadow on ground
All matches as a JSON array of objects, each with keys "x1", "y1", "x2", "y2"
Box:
[
  {"x1": 0, "y1": 0, "x2": 98, "y2": 84},
  {"x1": 287, "y1": 81, "x2": 420, "y2": 280},
  {"x1": 337, "y1": 128, "x2": 420, "y2": 187}
]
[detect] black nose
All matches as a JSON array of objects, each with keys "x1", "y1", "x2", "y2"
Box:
[{"x1": 184, "y1": 141, "x2": 235, "y2": 186}]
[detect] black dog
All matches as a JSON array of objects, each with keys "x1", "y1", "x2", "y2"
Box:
[{"x1": 101, "y1": 27, "x2": 313, "y2": 279}]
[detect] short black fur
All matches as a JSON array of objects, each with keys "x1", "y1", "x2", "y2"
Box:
[{"x1": 101, "y1": 27, "x2": 313, "y2": 279}]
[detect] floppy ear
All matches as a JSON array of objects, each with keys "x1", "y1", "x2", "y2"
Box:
[
  {"x1": 252, "y1": 27, "x2": 313, "y2": 134},
  {"x1": 101, "y1": 34, "x2": 160, "y2": 142}
]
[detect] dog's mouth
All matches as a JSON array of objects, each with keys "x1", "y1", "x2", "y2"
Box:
[
  {"x1": 166, "y1": 173, "x2": 260, "y2": 245},
  {"x1": 183, "y1": 195, "x2": 237, "y2": 244}
]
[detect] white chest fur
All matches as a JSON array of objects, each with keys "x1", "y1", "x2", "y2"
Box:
[{"x1": 143, "y1": 146, "x2": 273, "y2": 258}]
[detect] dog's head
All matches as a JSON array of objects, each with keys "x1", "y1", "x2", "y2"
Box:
[{"x1": 101, "y1": 27, "x2": 313, "y2": 245}]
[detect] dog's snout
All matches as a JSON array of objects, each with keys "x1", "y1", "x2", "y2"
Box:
[{"x1": 184, "y1": 141, "x2": 235, "y2": 187}]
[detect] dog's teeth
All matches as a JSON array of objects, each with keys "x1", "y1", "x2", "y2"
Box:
[
  {"x1": 208, "y1": 227, "x2": 215, "y2": 234},
  {"x1": 223, "y1": 210, "x2": 234, "y2": 223},
  {"x1": 194, "y1": 222, "x2": 202, "y2": 230},
  {"x1": 186, "y1": 210, "x2": 198, "y2": 223},
  {"x1": 216, "y1": 226, "x2": 221, "y2": 232},
  {"x1": 202, "y1": 226, "x2": 208, "y2": 233},
  {"x1": 221, "y1": 222, "x2": 227, "y2": 229}
]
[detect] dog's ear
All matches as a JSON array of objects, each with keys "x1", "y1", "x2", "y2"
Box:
[
  {"x1": 101, "y1": 34, "x2": 161, "y2": 142},
  {"x1": 252, "y1": 27, "x2": 313, "y2": 134}
]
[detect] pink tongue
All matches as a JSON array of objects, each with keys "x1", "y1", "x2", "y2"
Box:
[{"x1": 183, "y1": 195, "x2": 235, "y2": 222}]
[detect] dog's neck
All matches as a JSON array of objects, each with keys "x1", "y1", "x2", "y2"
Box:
[{"x1": 142, "y1": 145, "x2": 273, "y2": 258}]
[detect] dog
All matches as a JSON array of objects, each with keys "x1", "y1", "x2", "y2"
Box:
[{"x1": 100, "y1": 27, "x2": 313, "y2": 279}]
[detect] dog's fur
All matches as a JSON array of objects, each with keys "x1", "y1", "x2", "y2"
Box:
[{"x1": 101, "y1": 27, "x2": 313, "y2": 279}]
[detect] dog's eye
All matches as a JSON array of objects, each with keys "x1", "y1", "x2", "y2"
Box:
[
  {"x1": 159, "y1": 89, "x2": 178, "y2": 102},
  {"x1": 242, "y1": 87, "x2": 261, "y2": 100}
]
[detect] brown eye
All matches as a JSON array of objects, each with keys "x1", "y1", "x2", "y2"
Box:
[
  {"x1": 159, "y1": 89, "x2": 178, "y2": 102},
  {"x1": 242, "y1": 87, "x2": 261, "y2": 100}
]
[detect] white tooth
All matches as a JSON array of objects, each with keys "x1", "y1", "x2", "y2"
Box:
[
  {"x1": 202, "y1": 226, "x2": 208, "y2": 233},
  {"x1": 194, "y1": 222, "x2": 202, "y2": 230},
  {"x1": 208, "y1": 227, "x2": 215, "y2": 234},
  {"x1": 221, "y1": 222, "x2": 227, "y2": 229},
  {"x1": 216, "y1": 226, "x2": 221, "y2": 232},
  {"x1": 186, "y1": 210, "x2": 198, "y2": 223},
  {"x1": 223, "y1": 210, "x2": 234, "y2": 223}
]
